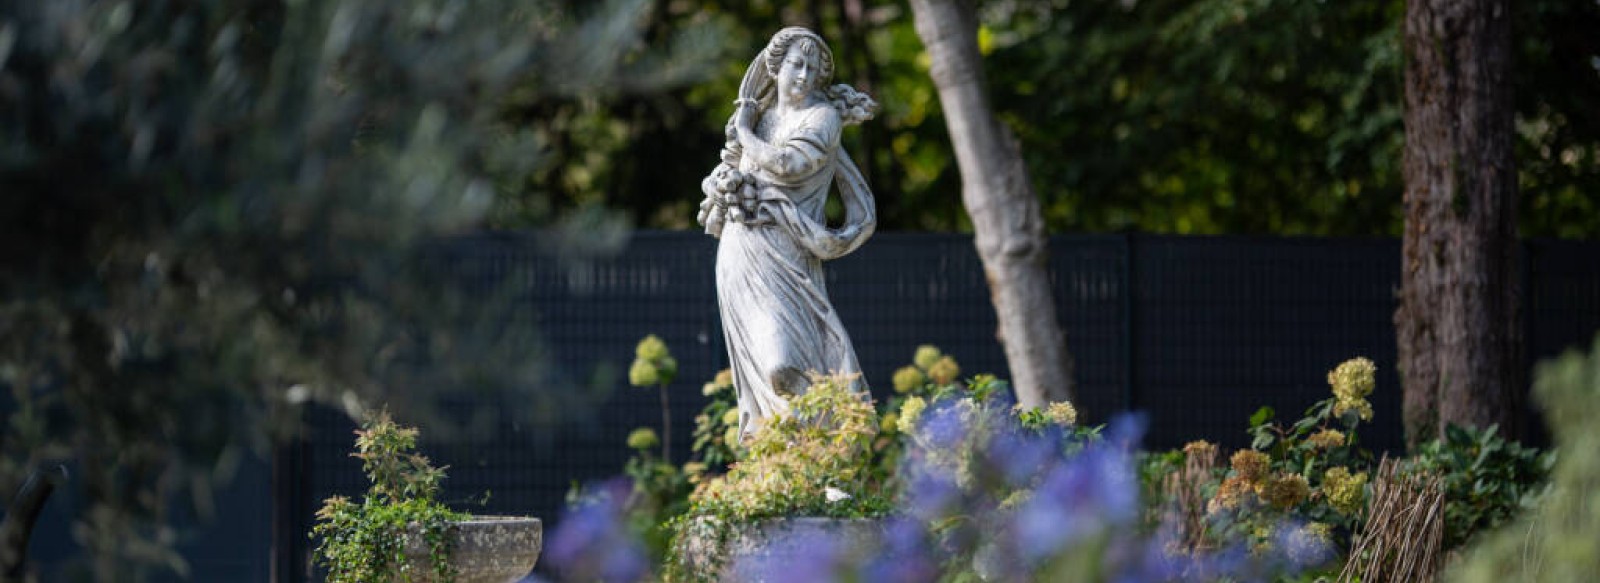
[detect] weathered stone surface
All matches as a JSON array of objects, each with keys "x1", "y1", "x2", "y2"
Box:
[
  {"x1": 699, "y1": 28, "x2": 879, "y2": 440},
  {"x1": 397, "y1": 516, "x2": 542, "y2": 583},
  {"x1": 678, "y1": 516, "x2": 885, "y2": 582}
]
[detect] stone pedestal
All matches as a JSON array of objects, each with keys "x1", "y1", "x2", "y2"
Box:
[
  {"x1": 678, "y1": 516, "x2": 885, "y2": 582},
  {"x1": 398, "y1": 516, "x2": 542, "y2": 583}
]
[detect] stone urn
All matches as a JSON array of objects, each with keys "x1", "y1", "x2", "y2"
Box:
[
  {"x1": 398, "y1": 516, "x2": 543, "y2": 583},
  {"x1": 677, "y1": 516, "x2": 884, "y2": 582}
]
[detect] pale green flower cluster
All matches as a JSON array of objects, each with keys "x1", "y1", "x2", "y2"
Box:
[
  {"x1": 892, "y1": 366, "x2": 926, "y2": 393},
  {"x1": 1045, "y1": 401, "x2": 1078, "y2": 427},
  {"x1": 897, "y1": 396, "x2": 926, "y2": 434},
  {"x1": 628, "y1": 334, "x2": 678, "y2": 387},
  {"x1": 1321, "y1": 466, "x2": 1368, "y2": 516},
  {"x1": 927, "y1": 355, "x2": 961, "y2": 385},
  {"x1": 893, "y1": 345, "x2": 962, "y2": 392},
  {"x1": 626, "y1": 427, "x2": 659, "y2": 451},
  {"x1": 1328, "y1": 357, "x2": 1376, "y2": 421},
  {"x1": 1306, "y1": 428, "x2": 1346, "y2": 450},
  {"x1": 702, "y1": 368, "x2": 733, "y2": 396}
]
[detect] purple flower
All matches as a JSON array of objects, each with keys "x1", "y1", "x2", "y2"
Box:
[
  {"x1": 901, "y1": 466, "x2": 962, "y2": 523},
  {"x1": 544, "y1": 479, "x2": 649, "y2": 583},
  {"x1": 1272, "y1": 521, "x2": 1335, "y2": 571},
  {"x1": 918, "y1": 400, "x2": 970, "y2": 450},
  {"x1": 1010, "y1": 418, "x2": 1141, "y2": 564},
  {"x1": 986, "y1": 425, "x2": 1056, "y2": 487},
  {"x1": 731, "y1": 523, "x2": 848, "y2": 583},
  {"x1": 1104, "y1": 412, "x2": 1149, "y2": 452},
  {"x1": 857, "y1": 517, "x2": 939, "y2": 583}
]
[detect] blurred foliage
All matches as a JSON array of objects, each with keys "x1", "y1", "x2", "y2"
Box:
[
  {"x1": 513, "y1": 0, "x2": 1600, "y2": 237},
  {"x1": 0, "y1": 0, "x2": 716, "y2": 578},
  {"x1": 492, "y1": 0, "x2": 971, "y2": 231},
  {"x1": 1447, "y1": 335, "x2": 1600, "y2": 582}
]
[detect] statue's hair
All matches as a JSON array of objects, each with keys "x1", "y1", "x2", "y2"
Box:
[
  {"x1": 750, "y1": 27, "x2": 877, "y2": 126},
  {"x1": 762, "y1": 27, "x2": 835, "y2": 87}
]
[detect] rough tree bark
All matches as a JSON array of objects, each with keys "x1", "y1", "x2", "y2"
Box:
[
  {"x1": 1396, "y1": 0, "x2": 1521, "y2": 448},
  {"x1": 908, "y1": 0, "x2": 1074, "y2": 408}
]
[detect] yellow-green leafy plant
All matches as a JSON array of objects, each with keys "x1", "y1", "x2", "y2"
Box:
[
  {"x1": 689, "y1": 369, "x2": 739, "y2": 472},
  {"x1": 311, "y1": 411, "x2": 467, "y2": 583},
  {"x1": 665, "y1": 374, "x2": 890, "y2": 580}
]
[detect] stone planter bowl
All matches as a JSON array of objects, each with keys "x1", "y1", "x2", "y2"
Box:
[
  {"x1": 398, "y1": 516, "x2": 542, "y2": 583},
  {"x1": 678, "y1": 516, "x2": 885, "y2": 583}
]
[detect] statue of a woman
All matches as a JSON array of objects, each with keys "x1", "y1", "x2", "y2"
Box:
[{"x1": 698, "y1": 28, "x2": 878, "y2": 439}]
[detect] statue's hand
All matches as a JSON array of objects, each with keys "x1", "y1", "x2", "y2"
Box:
[{"x1": 734, "y1": 101, "x2": 757, "y2": 132}]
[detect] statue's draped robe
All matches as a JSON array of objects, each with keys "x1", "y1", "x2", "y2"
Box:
[{"x1": 716, "y1": 103, "x2": 875, "y2": 438}]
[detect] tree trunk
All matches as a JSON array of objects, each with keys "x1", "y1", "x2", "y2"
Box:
[
  {"x1": 908, "y1": 0, "x2": 1074, "y2": 408},
  {"x1": 1396, "y1": 0, "x2": 1521, "y2": 448}
]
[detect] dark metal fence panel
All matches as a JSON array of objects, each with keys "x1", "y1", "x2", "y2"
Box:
[
  {"x1": 1527, "y1": 240, "x2": 1600, "y2": 365},
  {"x1": 273, "y1": 231, "x2": 1599, "y2": 582},
  {"x1": 1129, "y1": 236, "x2": 1403, "y2": 449}
]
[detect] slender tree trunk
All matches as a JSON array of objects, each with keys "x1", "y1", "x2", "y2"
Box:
[
  {"x1": 1396, "y1": 0, "x2": 1521, "y2": 448},
  {"x1": 908, "y1": 0, "x2": 1074, "y2": 408}
]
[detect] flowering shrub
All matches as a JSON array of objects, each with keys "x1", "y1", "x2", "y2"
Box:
[
  {"x1": 550, "y1": 347, "x2": 1386, "y2": 582},
  {"x1": 1208, "y1": 357, "x2": 1383, "y2": 543},
  {"x1": 716, "y1": 391, "x2": 1329, "y2": 582},
  {"x1": 604, "y1": 337, "x2": 742, "y2": 563}
]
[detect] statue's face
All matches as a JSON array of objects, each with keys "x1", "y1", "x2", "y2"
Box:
[{"x1": 775, "y1": 42, "x2": 821, "y2": 102}]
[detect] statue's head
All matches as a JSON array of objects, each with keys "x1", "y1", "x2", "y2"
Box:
[{"x1": 763, "y1": 28, "x2": 834, "y2": 98}]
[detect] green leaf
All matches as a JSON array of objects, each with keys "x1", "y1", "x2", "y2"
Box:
[
  {"x1": 1250, "y1": 406, "x2": 1276, "y2": 428},
  {"x1": 1252, "y1": 432, "x2": 1276, "y2": 451}
]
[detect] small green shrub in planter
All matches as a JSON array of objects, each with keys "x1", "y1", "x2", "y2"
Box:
[{"x1": 313, "y1": 411, "x2": 540, "y2": 583}]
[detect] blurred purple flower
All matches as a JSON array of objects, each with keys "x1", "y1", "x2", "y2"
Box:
[
  {"x1": 732, "y1": 523, "x2": 846, "y2": 583},
  {"x1": 918, "y1": 400, "x2": 970, "y2": 450},
  {"x1": 1109, "y1": 535, "x2": 1190, "y2": 583},
  {"x1": 986, "y1": 425, "x2": 1056, "y2": 487},
  {"x1": 1104, "y1": 412, "x2": 1148, "y2": 451},
  {"x1": 1011, "y1": 417, "x2": 1140, "y2": 564},
  {"x1": 544, "y1": 479, "x2": 649, "y2": 583},
  {"x1": 858, "y1": 517, "x2": 939, "y2": 583},
  {"x1": 901, "y1": 465, "x2": 962, "y2": 523},
  {"x1": 1273, "y1": 521, "x2": 1335, "y2": 571}
]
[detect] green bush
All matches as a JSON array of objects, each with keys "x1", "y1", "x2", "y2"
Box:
[
  {"x1": 1171, "y1": 357, "x2": 1381, "y2": 567},
  {"x1": 311, "y1": 412, "x2": 468, "y2": 583},
  {"x1": 1406, "y1": 423, "x2": 1553, "y2": 549}
]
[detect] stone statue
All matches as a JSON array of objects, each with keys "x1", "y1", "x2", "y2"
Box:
[{"x1": 698, "y1": 27, "x2": 878, "y2": 439}]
